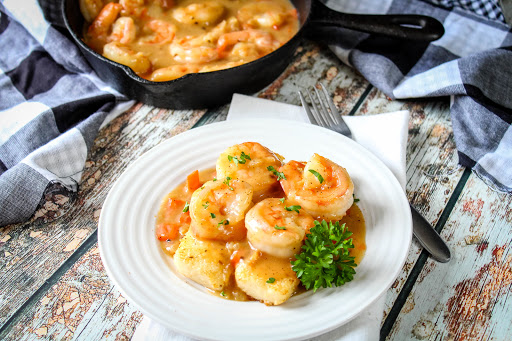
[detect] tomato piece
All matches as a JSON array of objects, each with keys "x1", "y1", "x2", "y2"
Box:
[
  {"x1": 167, "y1": 198, "x2": 185, "y2": 209},
  {"x1": 179, "y1": 211, "x2": 191, "y2": 224},
  {"x1": 155, "y1": 223, "x2": 180, "y2": 241},
  {"x1": 186, "y1": 170, "x2": 201, "y2": 192}
]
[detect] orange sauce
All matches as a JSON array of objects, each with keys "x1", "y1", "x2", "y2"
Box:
[{"x1": 155, "y1": 167, "x2": 366, "y2": 301}]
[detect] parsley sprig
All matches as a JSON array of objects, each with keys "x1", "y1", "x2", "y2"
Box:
[
  {"x1": 217, "y1": 219, "x2": 229, "y2": 226},
  {"x1": 285, "y1": 205, "x2": 301, "y2": 213},
  {"x1": 223, "y1": 177, "x2": 234, "y2": 191},
  {"x1": 267, "y1": 166, "x2": 286, "y2": 180},
  {"x1": 291, "y1": 220, "x2": 356, "y2": 292},
  {"x1": 228, "y1": 152, "x2": 251, "y2": 165},
  {"x1": 308, "y1": 169, "x2": 324, "y2": 183}
]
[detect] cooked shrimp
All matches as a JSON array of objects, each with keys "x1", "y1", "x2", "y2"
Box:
[
  {"x1": 80, "y1": 0, "x2": 105, "y2": 23},
  {"x1": 172, "y1": 1, "x2": 225, "y2": 26},
  {"x1": 140, "y1": 20, "x2": 176, "y2": 44},
  {"x1": 216, "y1": 142, "x2": 284, "y2": 201},
  {"x1": 189, "y1": 178, "x2": 253, "y2": 241},
  {"x1": 245, "y1": 198, "x2": 314, "y2": 258},
  {"x1": 148, "y1": 64, "x2": 201, "y2": 81},
  {"x1": 110, "y1": 17, "x2": 137, "y2": 44},
  {"x1": 103, "y1": 41, "x2": 151, "y2": 74},
  {"x1": 229, "y1": 42, "x2": 261, "y2": 61},
  {"x1": 184, "y1": 17, "x2": 240, "y2": 47},
  {"x1": 167, "y1": 17, "x2": 239, "y2": 64},
  {"x1": 169, "y1": 43, "x2": 219, "y2": 64},
  {"x1": 217, "y1": 29, "x2": 279, "y2": 56},
  {"x1": 237, "y1": 2, "x2": 291, "y2": 29},
  {"x1": 279, "y1": 154, "x2": 354, "y2": 221},
  {"x1": 120, "y1": 0, "x2": 146, "y2": 17},
  {"x1": 87, "y1": 2, "x2": 123, "y2": 50}
]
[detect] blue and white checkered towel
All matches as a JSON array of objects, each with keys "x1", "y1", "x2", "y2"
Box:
[
  {"x1": 0, "y1": 0, "x2": 510, "y2": 227},
  {"x1": 324, "y1": 0, "x2": 512, "y2": 193},
  {"x1": 0, "y1": 0, "x2": 132, "y2": 226}
]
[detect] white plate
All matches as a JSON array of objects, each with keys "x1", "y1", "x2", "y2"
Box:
[{"x1": 99, "y1": 119, "x2": 412, "y2": 341}]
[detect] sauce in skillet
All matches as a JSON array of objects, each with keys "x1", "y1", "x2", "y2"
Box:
[{"x1": 81, "y1": 0, "x2": 300, "y2": 81}]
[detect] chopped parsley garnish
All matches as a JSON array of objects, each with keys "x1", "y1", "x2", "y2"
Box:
[
  {"x1": 223, "y1": 177, "x2": 234, "y2": 191},
  {"x1": 210, "y1": 213, "x2": 216, "y2": 218},
  {"x1": 285, "y1": 205, "x2": 301, "y2": 213},
  {"x1": 267, "y1": 166, "x2": 286, "y2": 180},
  {"x1": 217, "y1": 219, "x2": 229, "y2": 226},
  {"x1": 227, "y1": 151, "x2": 251, "y2": 165},
  {"x1": 279, "y1": 197, "x2": 285, "y2": 203},
  {"x1": 353, "y1": 194, "x2": 360, "y2": 203},
  {"x1": 266, "y1": 277, "x2": 276, "y2": 284},
  {"x1": 291, "y1": 220, "x2": 356, "y2": 292},
  {"x1": 220, "y1": 291, "x2": 226, "y2": 297},
  {"x1": 274, "y1": 225, "x2": 287, "y2": 230},
  {"x1": 202, "y1": 201, "x2": 209, "y2": 209},
  {"x1": 308, "y1": 169, "x2": 324, "y2": 183},
  {"x1": 213, "y1": 178, "x2": 217, "y2": 181},
  {"x1": 182, "y1": 202, "x2": 189, "y2": 212}
]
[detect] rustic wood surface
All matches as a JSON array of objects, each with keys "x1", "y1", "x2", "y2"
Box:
[{"x1": 0, "y1": 39, "x2": 510, "y2": 340}]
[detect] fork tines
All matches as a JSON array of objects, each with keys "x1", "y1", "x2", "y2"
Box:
[{"x1": 298, "y1": 83, "x2": 353, "y2": 139}]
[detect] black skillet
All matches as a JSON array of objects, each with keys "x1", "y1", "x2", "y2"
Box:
[{"x1": 62, "y1": 0, "x2": 444, "y2": 109}]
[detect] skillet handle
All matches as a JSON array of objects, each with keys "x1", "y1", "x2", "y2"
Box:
[{"x1": 309, "y1": 0, "x2": 444, "y2": 41}]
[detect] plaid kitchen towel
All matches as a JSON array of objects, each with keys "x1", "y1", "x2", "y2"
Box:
[
  {"x1": 323, "y1": 0, "x2": 512, "y2": 193},
  {"x1": 0, "y1": 0, "x2": 132, "y2": 226}
]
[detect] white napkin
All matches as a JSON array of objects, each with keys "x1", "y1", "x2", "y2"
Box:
[{"x1": 133, "y1": 94, "x2": 410, "y2": 341}]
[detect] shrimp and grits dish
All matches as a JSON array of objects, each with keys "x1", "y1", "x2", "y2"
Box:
[
  {"x1": 80, "y1": 0, "x2": 299, "y2": 81},
  {"x1": 155, "y1": 142, "x2": 366, "y2": 306}
]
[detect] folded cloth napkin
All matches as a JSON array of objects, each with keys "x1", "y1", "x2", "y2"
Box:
[
  {"x1": 319, "y1": 0, "x2": 512, "y2": 193},
  {"x1": 0, "y1": 0, "x2": 132, "y2": 226},
  {"x1": 132, "y1": 93, "x2": 410, "y2": 341}
]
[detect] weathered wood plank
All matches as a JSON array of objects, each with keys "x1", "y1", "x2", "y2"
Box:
[
  {"x1": 1, "y1": 243, "x2": 142, "y2": 341},
  {"x1": 256, "y1": 42, "x2": 371, "y2": 111},
  {"x1": 0, "y1": 105, "x2": 205, "y2": 329},
  {"x1": 386, "y1": 176, "x2": 512, "y2": 340},
  {"x1": 352, "y1": 88, "x2": 466, "y2": 323}
]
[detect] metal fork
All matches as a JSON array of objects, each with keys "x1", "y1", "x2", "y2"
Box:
[
  {"x1": 298, "y1": 83, "x2": 451, "y2": 263},
  {"x1": 298, "y1": 84, "x2": 352, "y2": 139}
]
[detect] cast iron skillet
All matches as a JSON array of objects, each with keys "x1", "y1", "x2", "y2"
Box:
[{"x1": 62, "y1": 0, "x2": 444, "y2": 109}]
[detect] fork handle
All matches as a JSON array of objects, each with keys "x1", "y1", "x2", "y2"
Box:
[{"x1": 308, "y1": 0, "x2": 445, "y2": 41}]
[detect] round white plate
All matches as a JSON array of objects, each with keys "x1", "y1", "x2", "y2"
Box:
[{"x1": 99, "y1": 119, "x2": 412, "y2": 341}]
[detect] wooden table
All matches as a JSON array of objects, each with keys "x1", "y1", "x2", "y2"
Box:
[{"x1": 1, "y1": 39, "x2": 511, "y2": 341}]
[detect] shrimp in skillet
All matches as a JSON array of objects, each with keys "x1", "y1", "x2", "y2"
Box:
[
  {"x1": 148, "y1": 64, "x2": 201, "y2": 81},
  {"x1": 217, "y1": 29, "x2": 280, "y2": 59},
  {"x1": 279, "y1": 153, "x2": 354, "y2": 221},
  {"x1": 216, "y1": 142, "x2": 284, "y2": 201},
  {"x1": 245, "y1": 198, "x2": 314, "y2": 258},
  {"x1": 189, "y1": 178, "x2": 253, "y2": 241},
  {"x1": 139, "y1": 19, "x2": 177, "y2": 44},
  {"x1": 80, "y1": 0, "x2": 106, "y2": 23},
  {"x1": 86, "y1": 2, "x2": 123, "y2": 51},
  {"x1": 172, "y1": 1, "x2": 225, "y2": 26},
  {"x1": 110, "y1": 17, "x2": 137, "y2": 44},
  {"x1": 237, "y1": 1, "x2": 293, "y2": 30},
  {"x1": 103, "y1": 42, "x2": 152, "y2": 74}
]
